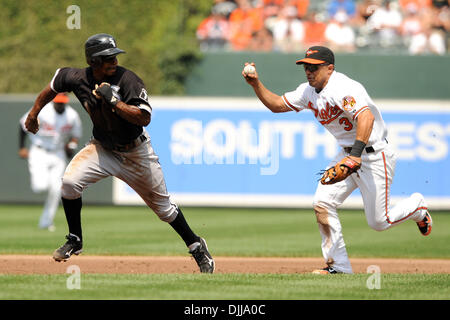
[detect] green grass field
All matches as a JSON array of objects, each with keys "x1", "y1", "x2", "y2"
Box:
[
  {"x1": 0, "y1": 204, "x2": 449, "y2": 300},
  {"x1": 1, "y1": 273, "x2": 449, "y2": 300}
]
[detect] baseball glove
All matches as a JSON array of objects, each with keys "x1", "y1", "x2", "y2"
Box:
[{"x1": 319, "y1": 156, "x2": 361, "y2": 185}]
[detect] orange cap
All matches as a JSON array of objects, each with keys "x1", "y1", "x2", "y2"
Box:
[{"x1": 53, "y1": 93, "x2": 69, "y2": 104}]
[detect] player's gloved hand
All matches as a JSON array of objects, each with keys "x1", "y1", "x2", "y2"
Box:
[
  {"x1": 93, "y1": 83, "x2": 118, "y2": 106},
  {"x1": 319, "y1": 156, "x2": 361, "y2": 185}
]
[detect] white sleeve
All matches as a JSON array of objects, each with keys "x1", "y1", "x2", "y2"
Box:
[
  {"x1": 138, "y1": 103, "x2": 152, "y2": 115},
  {"x1": 282, "y1": 83, "x2": 308, "y2": 112},
  {"x1": 50, "y1": 69, "x2": 61, "y2": 93}
]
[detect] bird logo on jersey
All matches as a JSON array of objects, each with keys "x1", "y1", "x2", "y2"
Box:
[{"x1": 342, "y1": 96, "x2": 356, "y2": 112}]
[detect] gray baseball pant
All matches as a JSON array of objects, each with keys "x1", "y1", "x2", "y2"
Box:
[{"x1": 60, "y1": 131, "x2": 178, "y2": 223}]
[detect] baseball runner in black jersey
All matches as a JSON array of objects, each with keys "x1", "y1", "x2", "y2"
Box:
[{"x1": 24, "y1": 33, "x2": 214, "y2": 273}]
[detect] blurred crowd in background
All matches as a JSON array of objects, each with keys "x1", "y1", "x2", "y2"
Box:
[{"x1": 196, "y1": 0, "x2": 449, "y2": 55}]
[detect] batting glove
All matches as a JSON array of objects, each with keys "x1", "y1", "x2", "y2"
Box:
[{"x1": 94, "y1": 83, "x2": 118, "y2": 106}]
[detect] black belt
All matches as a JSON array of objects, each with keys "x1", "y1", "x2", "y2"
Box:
[
  {"x1": 344, "y1": 146, "x2": 374, "y2": 154},
  {"x1": 112, "y1": 134, "x2": 147, "y2": 152}
]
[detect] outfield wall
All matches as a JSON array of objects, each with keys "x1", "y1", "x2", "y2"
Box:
[
  {"x1": 1, "y1": 96, "x2": 449, "y2": 209},
  {"x1": 185, "y1": 53, "x2": 450, "y2": 99}
]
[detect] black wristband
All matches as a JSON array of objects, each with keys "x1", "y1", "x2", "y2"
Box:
[{"x1": 350, "y1": 140, "x2": 366, "y2": 157}]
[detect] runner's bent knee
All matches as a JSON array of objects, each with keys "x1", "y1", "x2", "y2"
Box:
[
  {"x1": 148, "y1": 198, "x2": 177, "y2": 223},
  {"x1": 61, "y1": 175, "x2": 84, "y2": 199}
]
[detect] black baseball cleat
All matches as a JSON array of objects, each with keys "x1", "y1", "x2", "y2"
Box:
[
  {"x1": 312, "y1": 266, "x2": 342, "y2": 274},
  {"x1": 417, "y1": 211, "x2": 433, "y2": 236},
  {"x1": 53, "y1": 234, "x2": 83, "y2": 262},
  {"x1": 189, "y1": 237, "x2": 215, "y2": 273}
]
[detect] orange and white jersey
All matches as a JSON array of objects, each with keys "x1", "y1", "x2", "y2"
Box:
[
  {"x1": 20, "y1": 102, "x2": 82, "y2": 151},
  {"x1": 282, "y1": 71, "x2": 388, "y2": 149}
]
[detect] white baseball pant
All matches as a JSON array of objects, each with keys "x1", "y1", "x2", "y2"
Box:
[
  {"x1": 28, "y1": 145, "x2": 66, "y2": 228},
  {"x1": 313, "y1": 144, "x2": 427, "y2": 273}
]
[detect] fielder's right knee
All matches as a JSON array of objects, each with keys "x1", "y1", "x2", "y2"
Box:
[
  {"x1": 61, "y1": 176, "x2": 83, "y2": 200},
  {"x1": 314, "y1": 204, "x2": 329, "y2": 226},
  {"x1": 312, "y1": 201, "x2": 338, "y2": 234}
]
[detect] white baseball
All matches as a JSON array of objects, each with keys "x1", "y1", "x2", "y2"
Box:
[{"x1": 244, "y1": 64, "x2": 256, "y2": 75}]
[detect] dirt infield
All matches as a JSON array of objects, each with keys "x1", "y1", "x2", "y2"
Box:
[{"x1": 0, "y1": 255, "x2": 449, "y2": 274}]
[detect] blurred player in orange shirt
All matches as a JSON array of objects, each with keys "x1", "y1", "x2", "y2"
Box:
[
  {"x1": 303, "y1": 11, "x2": 327, "y2": 48},
  {"x1": 288, "y1": 0, "x2": 310, "y2": 19},
  {"x1": 229, "y1": 0, "x2": 264, "y2": 50}
]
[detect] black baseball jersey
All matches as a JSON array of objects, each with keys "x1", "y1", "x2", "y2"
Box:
[{"x1": 50, "y1": 66, "x2": 151, "y2": 147}]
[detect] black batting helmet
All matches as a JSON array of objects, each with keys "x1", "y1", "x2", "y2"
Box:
[{"x1": 85, "y1": 33, "x2": 125, "y2": 66}]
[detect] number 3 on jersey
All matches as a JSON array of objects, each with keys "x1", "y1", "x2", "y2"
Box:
[{"x1": 339, "y1": 117, "x2": 353, "y2": 131}]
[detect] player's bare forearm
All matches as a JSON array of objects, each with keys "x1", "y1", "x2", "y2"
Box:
[
  {"x1": 25, "y1": 84, "x2": 57, "y2": 134},
  {"x1": 114, "y1": 101, "x2": 150, "y2": 127},
  {"x1": 29, "y1": 84, "x2": 57, "y2": 117},
  {"x1": 348, "y1": 109, "x2": 375, "y2": 164},
  {"x1": 251, "y1": 80, "x2": 291, "y2": 113},
  {"x1": 242, "y1": 63, "x2": 291, "y2": 113},
  {"x1": 355, "y1": 109, "x2": 374, "y2": 144}
]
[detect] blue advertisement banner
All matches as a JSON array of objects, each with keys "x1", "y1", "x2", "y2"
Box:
[{"x1": 113, "y1": 98, "x2": 450, "y2": 209}]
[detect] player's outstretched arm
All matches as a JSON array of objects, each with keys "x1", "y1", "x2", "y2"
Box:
[
  {"x1": 242, "y1": 62, "x2": 292, "y2": 113},
  {"x1": 25, "y1": 84, "x2": 57, "y2": 134}
]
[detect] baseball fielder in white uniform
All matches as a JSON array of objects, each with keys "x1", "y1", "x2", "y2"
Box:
[
  {"x1": 242, "y1": 46, "x2": 432, "y2": 274},
  {"x1": 19, "y1": 93, "x2": 82, "y2": 231}
]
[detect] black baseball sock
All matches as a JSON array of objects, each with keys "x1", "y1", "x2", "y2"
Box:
[
  {"x1": 169, "y1": 207, "x2": 200, "y2": 248},
  {"x1": 62, "y1": 197, "x2": 83, "y2": 242}
]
